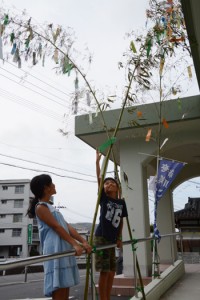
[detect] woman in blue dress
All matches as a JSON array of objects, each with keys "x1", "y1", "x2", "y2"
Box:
[{"x1": 27, "y1": 174, "x2": 92, "y2": 300}]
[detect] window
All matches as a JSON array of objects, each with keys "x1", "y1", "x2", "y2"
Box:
[
  {"x1": 0, "y1": 215, "x2": 6, "y2": 218},
  {"x1": 15, "y1": 185, "x2": 24, "y2": 194},
  {"x1": 12, "y1": 228, "x2": 22, "y2": 237},
  {"x1": 13, "y1": 214, "x2": 23, "y2": 223},
  {"x1": 14, "y1": 200, "x2": 23, "y2": 208},
  {"x1": 2, "y1": 186, "x2": 8, "y2": 190},
  {"x1": 1, "y1": 200, "x2": 7, "y2": 204},
  {"x1": 0, "y1": 229, "x2": 5, "y2": 233}
]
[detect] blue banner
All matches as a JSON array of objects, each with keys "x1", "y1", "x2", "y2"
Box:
[
  {"x1": 154, "y1": 158, "x2": 185, "y2": 241},
  {"x1": 155, "y1": 158, "x2": 185, "y2": 202}
]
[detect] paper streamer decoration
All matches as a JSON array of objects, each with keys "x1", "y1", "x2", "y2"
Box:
[
  {"x1": 0, "y1": 37, "x2": 3, "y2": 59},
  {"x1": 145, "y1": 128, "x2": 152, "y2": 142},
  {"x1": 89, "y1": 112, "x2": 93, "y2": 124},
  {"x1": 187, "y1": 66, "x2": 192, "y2": 79},
  {"x1": 162, "y1": 118, "x2": 169, "y2": 128},
  {"x1": 54, "y1": 49, "x2": 59, "y2": 64},
  {"x1": 159, "y1": 58, "x2": 165, "y2": 76},
  {"x1": 137, "y1": 111, "x2": 143, "y2": 118},
  {"x1": 130, "y1": 41, "x2": 137, "y2": 53},
  {"x1": 98, "y1": 137, "x2": 117, "y2": 152}
]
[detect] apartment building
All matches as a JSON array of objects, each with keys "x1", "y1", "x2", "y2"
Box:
[{"x1": 0, "y1": 179, "x2": 40, "y2": 258}]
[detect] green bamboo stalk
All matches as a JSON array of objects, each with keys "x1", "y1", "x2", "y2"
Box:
[
  {"x1": 152, "y1": 73, "x2": 163, "y2": 279},
  {"x1": 113, "y1": 162, "x2": 146, "y2": 299},
  {"x1": 126, "y1": 216, "x2": 146, "y2": 300},
  {"x1": 84, "y1": 60, "x2": 140, "y2": 299}
]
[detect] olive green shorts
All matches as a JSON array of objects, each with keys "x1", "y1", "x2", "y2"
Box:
[{"x1": 93, "y1": 236, "x2": 116, "y2": 272}]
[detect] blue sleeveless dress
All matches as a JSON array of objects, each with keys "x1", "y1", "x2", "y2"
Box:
[{"x1": 36, "y1": 202, "x2": 80, "y2": 297}]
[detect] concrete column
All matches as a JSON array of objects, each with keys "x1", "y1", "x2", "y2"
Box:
[
  {"x1": 120, "y1": 139, "x2": 152, "y2": 277},
  {"x1": 157, "y1": 189, "x2": 177, "y2": 263}
]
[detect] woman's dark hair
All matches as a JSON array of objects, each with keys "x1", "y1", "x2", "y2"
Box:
[{"x1": 27, "y1": 174, "x2": 52, "y2": 218}]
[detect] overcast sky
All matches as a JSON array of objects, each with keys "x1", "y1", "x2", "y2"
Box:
[{"x1": 0, "y1": 0, "x2": 199, "y2": 224}]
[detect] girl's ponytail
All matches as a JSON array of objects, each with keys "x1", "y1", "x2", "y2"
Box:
[{"x1": 27, "y1": 197, "x2": 39, "y2": 218}]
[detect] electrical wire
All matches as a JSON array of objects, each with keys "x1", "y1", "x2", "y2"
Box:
[
  {"x1": 0, "y1": 140, "x2": 95, "y2": 175},
  {"x1": 0, "y1": 87, "x2": 63, "y2": 121},
  {"x1": 4, "y1": 60, "x2": 73, "y2": 98},
  {"x1": 0, "y1": 65, "x2": 70, "y2": 105},
  {"x1": 0, "y1": 153, "x2": 95, "y2": 178},
  {"x1": 0, "y1": 161, "x2": 96, "y2": 182},
  {"x1": 0, "y1": 71, "x2": 68, "y2": 108}
]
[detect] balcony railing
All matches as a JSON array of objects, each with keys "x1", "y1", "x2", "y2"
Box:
[{"x1": 0, "y1": 232, "x2": 183, "y2": 299}]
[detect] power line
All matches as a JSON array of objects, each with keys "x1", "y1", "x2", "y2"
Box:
[
  {"x1": 0, "y1": 141, "x2": 96, "y2": 172},
  {"x1": 59, "y1": 207, "x2": 93, "y2": 221},
  {"x1": 4, "y1": 60, "x2": 73, "y2": 98},
  {"x1": 0, "y1": 64, "x2": 70, "y2": 105},
  {"x1": 0, "y1": 140, "x2": 95, "y2": 175},
  {"x1": 0, "y1": 71, "x2": 68, "y2": 108},
  {"x1": 0, "y1": 161, "x2": 96, "y2": 183},
  {"x1": 0, "y1": 153, "x2": 95, "y2": 178},
  {"x1": 0, "y1": 87, "x2": 63, "y2": 122}
]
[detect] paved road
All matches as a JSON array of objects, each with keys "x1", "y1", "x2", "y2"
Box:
[{"x1": 0, "y1": 270, "x2": 131, "y2": 300}]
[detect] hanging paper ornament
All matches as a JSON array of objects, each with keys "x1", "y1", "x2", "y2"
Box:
[
  {"x1": 38, "y1": 43, "x2": 42, "y2": 58},
  {"x1": 18, "y1": 57, "x2": 21, "y2": 68},
  {"x1": 74, "y1": 77, "x2": 79, "y2": 90},
  {"x1": 53, "y1": 49, "x2": 59, "y2": 64},
  {"x1": 13, "y1": 48, "x2": 20, "y2": 63},
  {"x1": 161, "y1": 16, "x2": 167, "y2": 28},
  {"x1": 160, "y1": 138, "x2": 169, "y2": 150},
  {"x1": 10, "y1": 32, "x2": 15, "y2": 43},
  {"x1": 72, "y1": 95, "x2": 78, "y2": 115},
  {"x1": 167, "y1": 23, "x2": 173, "y2": 39},
  {"x1": 145, "y1": 128, "x2": 152, "y2": 142},
  {"x1": 53, "y1": 27, "x2": 61, "y2": 43},
  {"x1": 61, "y1": 57, "x2": 74, "y2": 76},
  {"x1": 136, "y1": 65, "x2": 141, "y2": 76},
  {"x1": 172, "y1": 87, "x2": 177, "y2": 95},
  {"x1": 98, "y1": 137, "x2": 117, "y2": 152},
  {"x1": 130, "y1": 41, "x2": 137, "y2": 53},
  {"x1": 159, "y1": 58, "x2": 165, "y2": 76},
  {"x1": 146, "y1": 36, "x2": 152, "y2": 57},
  {"x1": 25, "y1": 38, "x2": 30, "y2": 48},
  {"x1": 11, "y1": 43, "x2": 17, "y2": 55},
  {"x1": 0, "y1": 24, "x2": 3, "y2": 36},
  {"x1": 137, "y1": 111, "x2": 143, "y2": 118},
  {"x1": 0, "y1": 37, "x2": 3, "y2": 60},
  {"x1": 3, "y1": 14, "x2": 9, "y2": 25},
  {"x1": 187, "y1": 66, "x2": 192, "y2": 79},
  {"x1": 86, "y1": 92, "x2": 91, "y2": 106},
  {"x1": 42, "y1": 53, "x2": 46, "y2": 67},
  {"x1": 177, "y1": 98, "x2": 182, "y2": 110},
  {"x1": 24, "y1": 48, "x2": 30, "y2": 61},
  {"x1": 165, "y1": 0, "x2": 173, "y2": 13},
  {"x1": 170, "y1": 36, "x2": 185, "y2": 43},
  {"x1": 89, "y1": 112, "x2": 93, "y2": 124},
  {"x1": 162, "y1": 118, "x2": 169, "y2": 128},
  {"x1": 32, "y1": 51, "x2": 36, "y2": 65},
  {"x1": 123, "y1": 171, "x2": 129, "y2": 188}
]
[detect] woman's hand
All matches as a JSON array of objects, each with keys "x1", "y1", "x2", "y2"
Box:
[
  {"x1": 73, "y1": 244, "x2": 84, "y2": 256},
  {"x1": 82, "y1": 241, "x2": 92, "y2": 254}
]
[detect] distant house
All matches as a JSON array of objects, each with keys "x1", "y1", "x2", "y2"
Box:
[{"x1": 174, "y1": 197, "x2": 200, "y2": 252}]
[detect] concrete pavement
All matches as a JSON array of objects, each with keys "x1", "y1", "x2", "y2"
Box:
[{"x1": 160, "y1": 264, "x2": 200, "y2": 300}]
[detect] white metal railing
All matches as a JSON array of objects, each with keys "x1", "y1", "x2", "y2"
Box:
[{"x1": 0, "y1": 232, "x2": 183, "y2": 299}]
